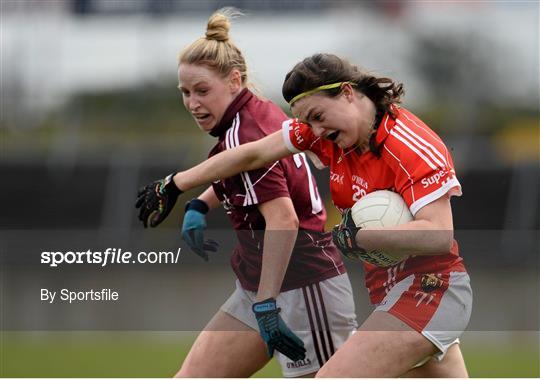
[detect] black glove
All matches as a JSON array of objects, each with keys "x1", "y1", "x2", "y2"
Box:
[
  {"x1": 252, "y1": 298, "x2": 307, "y2": 362},
  {"x1": 135, "y1": 173, "x2": 182, "y2": 228},
  {"x1": 331, "y1": 208, "x2": 367, "y2": 260}
]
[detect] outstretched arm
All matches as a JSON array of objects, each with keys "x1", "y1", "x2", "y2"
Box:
[
  {"x1": 173, "y1": 130, "x2": 291, "y2": 191},
  {"x1": 136, "y1": 130, "x2": 292, "y2": 228}
]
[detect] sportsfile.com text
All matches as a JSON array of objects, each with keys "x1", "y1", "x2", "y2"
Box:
[{"x1": 40, "y1": 248, "x2": 181, "y2": 267}]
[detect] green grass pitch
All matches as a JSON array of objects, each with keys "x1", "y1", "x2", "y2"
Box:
[{"x1": 1, "y1": 332, "x2": 538, "y2": 377}]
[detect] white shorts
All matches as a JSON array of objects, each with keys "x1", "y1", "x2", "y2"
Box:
[
  {"x1": 220, "y1": 273, "x2": 358, "y2": 377},
  {"x1": 375, "y1": 271, "x2": 473, "y2": 361}
]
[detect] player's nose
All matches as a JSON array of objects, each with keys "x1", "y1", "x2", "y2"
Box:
[{"x1": 187, "y1": 96, "x2": 200, "y2": 112}]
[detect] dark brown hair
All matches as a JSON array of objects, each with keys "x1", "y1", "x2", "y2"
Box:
[{"x1": 282, "y1": 53, "x2": 404, "y2": 119}]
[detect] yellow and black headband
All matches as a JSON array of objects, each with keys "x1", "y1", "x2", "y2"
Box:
[{"x1": 288, "y1": 81, "x2": 354, "y2": 106}]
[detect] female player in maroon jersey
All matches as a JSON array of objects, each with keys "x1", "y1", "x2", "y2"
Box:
[
  {"x1": 137, "y1": 52, "x2": 473, "y2": 377},
  {"x1": 136, "y1": 13, "x2": 357, "y2": 378}
]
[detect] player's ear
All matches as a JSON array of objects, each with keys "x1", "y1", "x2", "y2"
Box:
[
  {"x1": 341, "y1": 82, "x2": 355, "y2": 103},
  {"x1": 228, "y1": 69, "x2": 242, "y2": 93}
]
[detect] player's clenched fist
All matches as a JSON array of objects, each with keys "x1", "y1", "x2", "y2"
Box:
[
  {"x1": 135, "y1": 173, "x2": 183, "y2": 228},
  {"x1": 331, "y1": 208, "x2": 365, "y2": 260}
]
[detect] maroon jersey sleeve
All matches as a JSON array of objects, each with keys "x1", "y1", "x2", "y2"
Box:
[{"x1": 223, "y1": 113, "x2": 291, "y2": 206}]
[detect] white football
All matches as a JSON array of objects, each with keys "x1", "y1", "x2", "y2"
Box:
[{"x1": 349, "y1": 190, "x2": 413, "y2": 267}]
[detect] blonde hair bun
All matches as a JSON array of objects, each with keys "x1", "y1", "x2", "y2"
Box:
[
  {"x1": 179, "y1": 7, "x2": 248, "y2": 85},
  {"x1": 205, "y1": 12, "x2": 230, "y2": 42},
  {"x1": 205, "y1": 7, "x2": 243, "y2": 42}
]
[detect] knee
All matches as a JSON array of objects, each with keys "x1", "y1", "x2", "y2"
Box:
[
  {"x1": 315, "y1": 363, "x2": 333, "y2": 378},
  {"x1": 314, "y1": 369, "x2": 325, "y2": 378},
  {"x1": 174, "y1": 360, "x2": 201, "y2": 378},
  {"x1": 173, "y1": 366, "x2": 190, "y2": 378}
]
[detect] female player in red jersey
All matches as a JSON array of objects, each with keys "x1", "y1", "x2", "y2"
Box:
[
  {"x1": 137, "y1": 52, "x2": 473, "y2": 377},
  {"x1": 136, "y1": 14, "x2": 357, "y2": 378}
]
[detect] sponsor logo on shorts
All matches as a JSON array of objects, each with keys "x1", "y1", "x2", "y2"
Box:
[
  {"x1": 421, "y1": 273, "x2": 444, "y2": 292},
  {"x1": 413, "y1": 273, "x2": 444, "y2": 307},
  {"x1": 287, "y1": 358, "x2": 312, "y2": 369}
]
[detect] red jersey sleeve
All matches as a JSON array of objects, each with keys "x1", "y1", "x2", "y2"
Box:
[
  {"x1": 381, "y1": 110, "x2": 462, "y2": 215},
  {"x1": 281, "y1": 119, "x2": 333, "y2": 168}
]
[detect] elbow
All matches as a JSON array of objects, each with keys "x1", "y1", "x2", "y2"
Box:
[
  {"x1": 283, "y1": 215, "x2": 300, "y2": 230},
  {"x1": 291, "y1": 216, "x2": 300, "y2": 230},
  {"x1": 265, "y1": 218, "x2": 300, "y2": 234},
  {"x1": 260, "y1": 196, "x2": 300, "y2": 231},
  {"x1": 269, "y1": 214, "x2": 299, "y2": 231},
  {"x1": 438, "y1": 241, "x2": 453, "y2": 254},
  {"x1": 445, "y1": 236, "x2": 454, "y2": 252},
  {"x1": 436, "y1": 230, "x2": 454, "y2": 253}
]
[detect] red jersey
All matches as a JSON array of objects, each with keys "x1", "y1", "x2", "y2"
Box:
[
  {"x1": 208, "y1": 89, "x2": 345, "y2": 292},
  {"x1": 282, "y1": 106, "x2": 466, "y2": 304}
]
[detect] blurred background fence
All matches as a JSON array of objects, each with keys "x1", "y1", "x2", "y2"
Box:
[{"x1": 1, "y1": 0, "x2": 539, "y2": 377}]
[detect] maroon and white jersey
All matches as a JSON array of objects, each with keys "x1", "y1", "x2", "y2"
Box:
[{"x1": 208, "y1": 89, "x2": 345, "y2": 292}]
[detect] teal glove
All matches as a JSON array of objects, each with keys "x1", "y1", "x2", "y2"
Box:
[
  {"x1": 252, "y1": 298, "x2": 306, "y2": 362},
  {"x1": 181, "y1": 199, "x2": 218, "y2": 261}
]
